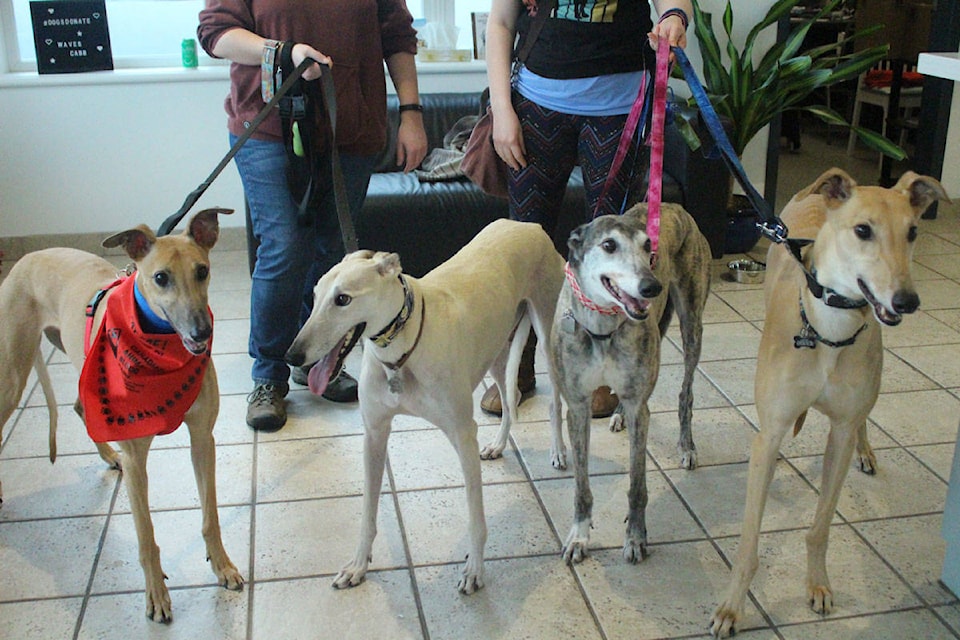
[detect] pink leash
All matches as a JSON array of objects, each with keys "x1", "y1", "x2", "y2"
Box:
[
  {"x1": 593, "y1": 37, "x2": 671, "y2": 268},
  {"x1": 645, "y1": 37, "x2": 671, "y2": 268}
]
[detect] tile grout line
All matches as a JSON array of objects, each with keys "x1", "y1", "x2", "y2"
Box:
[
  {"x1": 505, "y1": 431, "x2": 610, "y2": 640},
  {"x1": 382, "y1": 451, "x2": 432, "y2": 640}
]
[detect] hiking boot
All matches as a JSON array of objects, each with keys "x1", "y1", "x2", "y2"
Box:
[
  {"x1": 481, "y1": 330, "x2": 537, "y2": 416},
  {"x1": 591, "y1": 386, "x2": 619, "y2": 419},
  {"x1": 291, "y1": 364, "x2": 359, "y2": 403},
  {"x1": 322, "y1": 368, "x2": 359, "y2": 403},
  {"x1": 246, "y1": 382, "x2": 288, "y2": 431},
  {"x1": 290, "y1": 364, "x2": 310, "y2": 386}
]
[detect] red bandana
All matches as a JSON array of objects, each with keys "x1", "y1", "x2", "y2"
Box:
[{"x1": 79, "y1": 276, "x2": 212, "y2": 443}]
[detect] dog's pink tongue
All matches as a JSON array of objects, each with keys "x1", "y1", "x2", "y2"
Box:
[{"x1": 307, "y1": 357, "x2": 335, "y2": 396}]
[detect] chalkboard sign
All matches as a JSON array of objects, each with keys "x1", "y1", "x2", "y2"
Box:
[{"x1": 30, "y1": 0, "x2": 113, "y2": 74}]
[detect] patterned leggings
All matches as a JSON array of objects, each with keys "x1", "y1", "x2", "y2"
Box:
[{"x1": 508, "y1": 91, "x2": 649, "y2": 233}]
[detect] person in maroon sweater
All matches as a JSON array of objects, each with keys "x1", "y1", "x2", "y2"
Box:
[{"x1": 198, "y1": 0, "x2": 428, "y2": 431}]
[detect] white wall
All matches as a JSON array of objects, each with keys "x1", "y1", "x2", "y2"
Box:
[
  {"x1": 0, "y1": 1, "x2": 802, "y2": 241},
  {"x1": 938, "y1": 46, "x2": 960, "y2": 198}
]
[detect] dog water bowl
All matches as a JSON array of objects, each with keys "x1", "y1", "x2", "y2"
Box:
[{"x1": 727, "y1": 259, "x2": 766, "y2": 284}]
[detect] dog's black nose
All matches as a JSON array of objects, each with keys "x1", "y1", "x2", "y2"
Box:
[
  {"x1": 192, "y1": 326, "x2": 212, "y2": 342},
  {"x1": 285, "y1": 349, "x2": 305, "y2": 367},
  {"x1": 892, "y1": 290, "x2": 920, "y2": 315},
  {"x1": 639, "y1": 280, "x2": 663, "y2": 299}
]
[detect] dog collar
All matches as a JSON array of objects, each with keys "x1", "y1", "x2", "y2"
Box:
[
  {"x1": 787, "y1": 238, "x2": 868, "y2": 310},
  {"x1": 134, "y1": 276, "x2": 175, "y2": 334},
  {"x1": 370, "y1": 275, "x2": 414, "y2": 348},
  {"x1": 564, "y1": 262, "x2": 622, "y2": 316},
  {"x1": 794, "y1": 292, "x2": 867, "y2": 349}
]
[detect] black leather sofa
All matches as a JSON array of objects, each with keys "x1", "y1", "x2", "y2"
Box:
[
  {"x1": 359, "y1": 92, "x2": 729, "y2": 277},
  {"x1": 247, "y1": 92, "x2": 730, "y2": 277}
]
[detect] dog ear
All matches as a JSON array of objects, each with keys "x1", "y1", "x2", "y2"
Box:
[
  {"x1": 892, "y1": 172, "x2": 951, "y2": 218},
  {"x1": 567, "y1": 224, "x2": 586, "y2": 266},
  {"x1": 188, "y1": 208, "x2": 232, "y2": 250},
  {"x1": 344, "y1": 249, "x2": 376, "y2": 262},
  {"x1": 810, "y1": 168, "x2": 856, "y2": 208},
  {"x1": 101, "y1": 225, "x2": 156, "y2": 260},
  {"x1": 374, "y1": 252, "x2": 402, "y2": 278}
]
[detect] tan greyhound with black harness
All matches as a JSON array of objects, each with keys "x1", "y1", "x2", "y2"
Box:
[{"x1": 710, "y1": 169, "x2": 950, "y2": 637}]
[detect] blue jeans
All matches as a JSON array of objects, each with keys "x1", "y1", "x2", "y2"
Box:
[{"x1": 230, "y1": 135, "x2": 375, "y2": 385}]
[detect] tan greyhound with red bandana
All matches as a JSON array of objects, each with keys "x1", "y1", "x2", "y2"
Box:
[{"x1": 0, "y1": 209, "x2": 243, "y2": 623}]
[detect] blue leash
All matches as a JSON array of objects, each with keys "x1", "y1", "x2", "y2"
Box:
[{"x1": 671, "y1": 46, "x2": 788, "y2": 245}]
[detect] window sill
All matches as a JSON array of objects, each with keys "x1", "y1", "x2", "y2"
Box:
[{"x1": 0, "y1": 59, "x2": 488, "y2": 91}]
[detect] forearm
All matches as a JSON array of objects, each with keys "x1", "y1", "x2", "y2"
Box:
[
  {"x1": 210, "y1": 27, "x2": 265, "y2": 66},
  {"x1": 486, "y1": 1, "x2": 520, "y2": 114},
  {"x1": 385, "y1": 51, "x2": 421, "y2": 107}
]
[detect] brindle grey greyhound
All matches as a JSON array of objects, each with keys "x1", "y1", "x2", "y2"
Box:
[
  {"x1": 553, "y1": 202, "x2": 711, "y2": 564},
  {"x1": 0, "y1": 209, "x2": 243, "y2": 622}
]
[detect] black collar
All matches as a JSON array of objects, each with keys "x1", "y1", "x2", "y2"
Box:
[
  {"x1": 794, "y1": 292, "x2": 867, "y2": 349},
  {"x1": 786, "y1": 238, "x2": 869, "y2": 310}
]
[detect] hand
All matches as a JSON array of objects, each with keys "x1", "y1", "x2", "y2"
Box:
[
  {"x1": 396, "y1": 113, "x2": 428, "y2": 173},
  {"x1": 491, "y1": 107, "x2": 526, "y2": 172},
  {"x1": 648, "y1": 15, "x2": 687, "y2": 60},
  {"x1": 291, "y1": 43, "x2": 332, "y2": 81}
]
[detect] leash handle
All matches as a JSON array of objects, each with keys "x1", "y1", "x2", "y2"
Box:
[
  {"x1": 670, "y1": 46, "x2": 787, "y2": 244},
  {"x1": 158, "y1": 57, "x2": 358, "y2": 254},
  {"x1": 645, "y1": 37, "x2": 671, "y2": 262}
]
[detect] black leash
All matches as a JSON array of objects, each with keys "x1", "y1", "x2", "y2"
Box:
[{"x1": 157, "y1": 58, "x2": 358, "y2": 253}]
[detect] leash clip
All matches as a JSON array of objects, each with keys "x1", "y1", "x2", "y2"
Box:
[{"x1": 759, "y1": 217, "x2": 789, "y2": 245}]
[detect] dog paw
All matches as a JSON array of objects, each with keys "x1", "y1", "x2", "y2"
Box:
[
  {"x1": 333, "y1": 561, "x2": 369, "y2": 589},
  {"x1": 551, "y1": 450, "x2": 567, "y2": 470},
  {"x1": 457, "y1": 571, "x2": 485, "y2": 595},
  {"x1": 679, "y1": 448, "x2": 698, "y2": 470},
  {"x1": 622, "y1": 538, "x2": 648, "y2": 564},
  {"x1": 144, "y1": 585, "x2": 173, "y2": 623},
  {"x1": 809, "y1": 585, "x2": 833, "y2": 614},
  {"x1": 709, "y1": 606, "x2": 740, "y2": 638},
  {"x1": 856, "y1": 452, "x2": 877, "y2": 475},
  {"x1": 214, "y1": 562, "x2": 244, "y2": 591},
  {"x1": 458, "y1": 555, "x2": 485, "y2": 594},
  {"x1": 608, "y1": 413, "x2": 625, "y2": 433},
  {"x1": 479, "y1": 443, "x2": 505, "y2": 460}
]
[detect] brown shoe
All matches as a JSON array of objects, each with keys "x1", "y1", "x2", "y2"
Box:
[
  {"x1": 480, "y1": 330, "x2": 537, "y2": 416},
  {"x1": 591, "y1": 386, "x2": 619, "y2": 419}
]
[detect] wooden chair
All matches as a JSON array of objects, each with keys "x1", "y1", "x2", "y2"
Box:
[{"x1": 846, "y1": 58, "x2": 923, "y2": 166}]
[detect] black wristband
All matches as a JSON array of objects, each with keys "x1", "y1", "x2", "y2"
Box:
[
  {"x1": 398, "y1": 103, "x2": 423, "y2": 113},
  {"x1": 658, "y1": 8, "x2": 689, "y2": 31}
]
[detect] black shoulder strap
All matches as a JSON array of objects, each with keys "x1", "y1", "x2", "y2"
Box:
[{"x1": 516, "y1": 0, "x2": 555, "y2": 64}]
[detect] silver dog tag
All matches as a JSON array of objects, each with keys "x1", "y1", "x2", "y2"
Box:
[
  {"x1": 560, "y1": 310, "x2": 577, "y2": 334},
  {"x1": 388, "y1": 372, "x2": 403, "y2": 394}
]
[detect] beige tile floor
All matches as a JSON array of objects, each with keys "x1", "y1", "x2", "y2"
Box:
[{"x1": 2, "y1": 131, "x2": 959, "y2": 639}]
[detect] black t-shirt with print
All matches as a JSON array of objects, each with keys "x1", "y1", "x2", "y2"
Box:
[{"x1": 517, "y1": 0, "x2": 654, "y2": 79}]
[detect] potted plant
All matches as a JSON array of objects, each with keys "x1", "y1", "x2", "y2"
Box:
[{"x1": 684, "y1": 0, "x2": 905, "y2": 252}]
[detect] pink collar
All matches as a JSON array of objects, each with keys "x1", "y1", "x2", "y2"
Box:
[{"x1": 564, "y1": 262, "x2": 622, "y2": 316}]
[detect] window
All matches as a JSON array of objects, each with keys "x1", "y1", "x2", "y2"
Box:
[{"x1": 0, "y1": 0, "x2": 482, "y2": 73}]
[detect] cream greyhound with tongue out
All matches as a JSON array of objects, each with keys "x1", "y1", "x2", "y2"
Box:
[
  {"x1": 286, "y1": 218, "x2": 566, "y2": 593},
  {"x1": 552, "y1": 202, "x2": 711, "y2": 566},
  {"x1": 710, "y1": 169, "x2": 950, "y2": 638}
]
